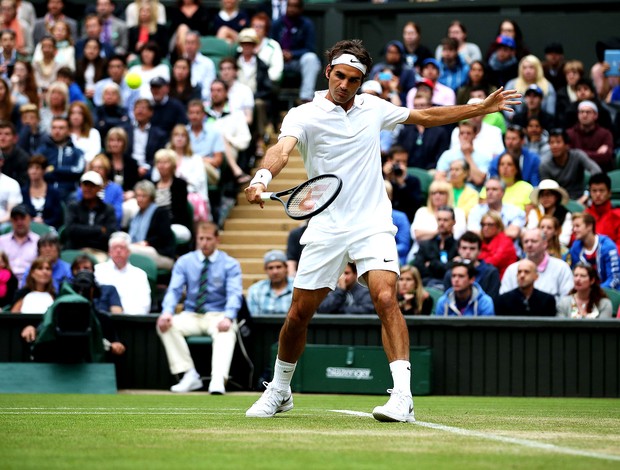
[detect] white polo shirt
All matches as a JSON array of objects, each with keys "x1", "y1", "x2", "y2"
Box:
[
  {"x1": 94, "y1": 260, "x2": 151, "y2": 315},
  {"x1": 279, "y1": 91, "x2": 409, "y2": 243}
]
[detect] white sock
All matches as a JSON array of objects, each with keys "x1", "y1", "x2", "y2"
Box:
[
  {"x1": 272, "y1": 357, "x2": 296, "y2": 391},
  {"x1": 390, "y1": 360, "x2": 412, "y2": 395}
]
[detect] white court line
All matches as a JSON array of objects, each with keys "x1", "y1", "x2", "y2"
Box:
[{"x1": 329, "y1": 409, "x2": 620, "y2": 463}]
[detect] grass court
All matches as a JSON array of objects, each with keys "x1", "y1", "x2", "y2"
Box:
[{"x1": 1, "y1": 393, "x2": 619, "y2": 469}]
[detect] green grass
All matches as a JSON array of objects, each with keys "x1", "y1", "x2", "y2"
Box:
[{"x1": 1, "y1": 394, "x2": 619, "y2": 469}]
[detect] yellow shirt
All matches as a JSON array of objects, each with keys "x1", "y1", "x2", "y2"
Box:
[{"x1": 479, "y1": 180, "x2": 533, "y2": 211}]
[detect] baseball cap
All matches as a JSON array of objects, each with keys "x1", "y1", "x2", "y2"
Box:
[
  {"x1": 150, "y1": 76, "x2": 169, "y2": 87},
  {"x1": 422, "y1": 58, "x2": 440, "y2": 69},
  {"x1": 80, "y1": 170, "x2": 104, "y2": 186},
  {"x1": 416, "y1": 78, "x2": 435, "y2": 89},
  {"x1": 238, "y1": 28, "x2": 258, "y2": 44},
  {"x1": 263, "y1": 249, "x2": 287, "y2": 266},
  {"x1": 10, "y1": 204, "x2": 30, "y2": 218},
  {"x1": 524, "y1": 84, "x2": 543, "y2": 97},
  {"x1": 361, "y1": 80, "x2": 382, "y2": 95},
  {"x1": 495, "y1": 35, "x2": 516, "y2": 49},
  {"x1": 544, "y1": 42, "x2": 564, "y2": 55}
]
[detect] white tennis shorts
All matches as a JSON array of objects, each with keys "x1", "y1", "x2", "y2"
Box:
[{"x1": 293, "y1": 231, "x2": 400, "y2": 290}]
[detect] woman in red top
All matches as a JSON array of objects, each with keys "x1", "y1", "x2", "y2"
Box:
[{"x1": 478, "y1": 211, "x2": 518, "y2": 279}]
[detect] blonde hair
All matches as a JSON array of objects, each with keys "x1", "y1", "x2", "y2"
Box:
[
  {"x1": 138, "y1": 1, "x2": 159, "y2": 33},
  {"x1": 400, "y1": 265, "x2": 425, "y2": 314},
  {"x1": 481, "y1": 210, "x2": 505, "y2": 232},
  {"x1": 515, "y1": 55, "x2": 550, "y2": 96},
  {"x1": 539, "y1": 214, "x2": 562, "y2": 258},
  {"x1": 166, "y1": 124, "x2": 193, "y2": 156},
  {"x1": 427, "y1": 180, "x2": 455, "y2": 211},
  {"x1": 45, "y1": 81, "x2": 69, "y2": 111},
  {"x1": 105, "y1": 127, "x2": 128, "y2": 154},
  {"x1": 89, "y1": 153, "x2": 112, "y2": 181},
  {"x1": 154, "y1": 148, "x2": 178, "y2": 171}
]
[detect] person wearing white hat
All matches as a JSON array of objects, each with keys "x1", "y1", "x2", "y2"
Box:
[
  {"x1": 526, "y1": 178, "x2": 572, "y2": 247},
  {"x1": 247, "y1": 249, "x2": 293, "y2": 316},
  {"x1": 566, "y1": 99, "x2": 614, "y2": 171}
]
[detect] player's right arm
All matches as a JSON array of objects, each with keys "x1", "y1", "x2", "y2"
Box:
[{"x1": 245, "y1": 136, "x2": 298, "y2": 206}]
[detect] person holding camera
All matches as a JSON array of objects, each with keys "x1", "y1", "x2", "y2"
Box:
[{"x1": 382, "y1": 145, "x2": 422, "y2": 222}]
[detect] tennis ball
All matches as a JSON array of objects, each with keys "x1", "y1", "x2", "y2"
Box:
[{"x1": 125, "y1": 72, "x2": 142, "y2": 90}]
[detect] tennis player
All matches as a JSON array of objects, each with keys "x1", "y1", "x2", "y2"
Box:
[{"x1": 244, "y1": 39, "x2": 520, "y2": 422}]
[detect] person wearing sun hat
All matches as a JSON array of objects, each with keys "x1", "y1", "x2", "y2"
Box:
[{"x1": 526, "y1": 179, "x2": 572, "y2": 248}]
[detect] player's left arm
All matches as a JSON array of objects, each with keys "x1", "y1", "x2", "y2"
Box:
[{"x1": 403, "y1": 87, "x2": 522, "y2": 128}]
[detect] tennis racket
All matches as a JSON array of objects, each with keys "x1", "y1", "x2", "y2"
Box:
[{"x1": 260, "y1": 174, "x2": 343, "y2": 220}]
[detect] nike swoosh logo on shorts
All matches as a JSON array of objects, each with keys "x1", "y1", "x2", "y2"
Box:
[{"x1": 383, "y1": 259, "x2": 394, "y2": 263}]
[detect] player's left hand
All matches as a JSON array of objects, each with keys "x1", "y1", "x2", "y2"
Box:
[
  {"x1": 484, "y1": 87, "x2": 522, "y2": 113},
  {"x1": 218, "y1": 317, "x2": 233, "y2": 332}
]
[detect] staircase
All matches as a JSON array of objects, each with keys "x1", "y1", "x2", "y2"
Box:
[{"x1": 219, "y1": 151, "x2": 307, "y2": 291}]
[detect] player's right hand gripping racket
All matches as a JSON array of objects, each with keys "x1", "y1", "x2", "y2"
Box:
[{"x1": 260, "y1": 174, "x2": 343, "y2": 220}]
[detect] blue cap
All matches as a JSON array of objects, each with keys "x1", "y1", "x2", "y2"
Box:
[
  {"x1": 422, "y1": 58, "x2": 440, "y2": 69},
  {"x1": 496, "y1": 35, "x2": 516, "y2": 49},
  {"x1": 524, "y1": 84, "x2": 543, "y2": 97}
]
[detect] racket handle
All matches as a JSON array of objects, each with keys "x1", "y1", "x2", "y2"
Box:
[{"x1": 260, "y1": 192, "x2": 274, "y2": 200}]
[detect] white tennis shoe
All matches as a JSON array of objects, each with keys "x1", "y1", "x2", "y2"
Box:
[
  {"x1": 170, "y1": 371, "x2": 203, "y2": 393},
  {"x1": 372, "y1": 389, "x2": 415, "y2": 423},
  {"x1": 245, "y1": 382, "x2": 293, "y2": 418}
]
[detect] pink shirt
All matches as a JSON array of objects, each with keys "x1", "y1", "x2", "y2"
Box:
[{"x1": 0, "y1": 231, "x2": 39, "y2": 284}]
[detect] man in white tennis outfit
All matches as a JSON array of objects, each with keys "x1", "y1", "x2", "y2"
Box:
[{"x1": 244, "y1": 39, "x2": 520, "y2": 422}]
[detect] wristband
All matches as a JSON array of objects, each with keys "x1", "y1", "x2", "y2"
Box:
[{"x1": 250, "y1": 168, "x2": 273, "y2": 188}]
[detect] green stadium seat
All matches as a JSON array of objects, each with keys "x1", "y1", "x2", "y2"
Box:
[
  {"x1": 60, "y1": 249, "x2": 101, "y2": 266},
  {"x1": 407, "y1": 167, "x2": 433, "y2": 201},
  {"x1": 30, "y1": 221, "x2": 55, "y2": 236},
  {"x1": 425, "y1": 286, "x2": 444, "y2": 311},
  {"x1": 608, "y1": 169, "x2": 620, "y2": 201},
  {"x1": 565, "y1": 199, "x2": 585, "y2": 213},
  {"x1": 603, "y1": 288, "x2": 620, "y2": 315},
  {"x1": 200, "y1": 36, "x2": 236, "y2": 68}
]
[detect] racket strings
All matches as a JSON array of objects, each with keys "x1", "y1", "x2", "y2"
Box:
[{"x1": 287, "y1": 179, "x2": 339, "y2": 216}]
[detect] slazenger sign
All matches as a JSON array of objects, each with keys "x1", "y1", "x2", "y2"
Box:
[{"x1": 325, "y1": 367, "x2": 373, "y2": 380}]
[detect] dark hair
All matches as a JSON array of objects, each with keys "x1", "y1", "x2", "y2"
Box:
[
  {"x1": 575, "y1": 78, "x2": 595, "y2": 93},
  {"x1": 71, "y1": 254, "x2": 95, "y2": 274},
  {"x1": 588, "y1": 172, "x2": 611, "y2": 191},
  {"x1": 84, "y1": 13, "x2": 102, "y2": 25},
  {"x1": 197, "y1": 221, "x2": 219, "y2": 237},
  {"x1": 0, "y1": 119, "x2": 16, "y2": 133},
  {"x1": 506, "y1": 123, "x2": 525, "y2": 139},
  {"x1": 140, "y1": 41, "x2": 162, "y2": 66},
  {"x1": 56, "y1": 67, "x2": 74, "y2": 81},
  {"x1": 388, "y1": 145, "x2": 408, "y2": 159},
  {"x1": 451, "y1": 261, "x2": 475, "y2": 279},
  {"x1": 441, "y1": 37, "x2": 458, "y2": 51},
  {"x1": 218, "y1": 57, "x2": 237, "y2": 70},
  {"x1": 498, "y1": 152, "x2": 523, "y2": 182},
  {"x1": 570, "y1": 262, "x2": 607, "y2": 313},
  {"x1": 347, "y1": 262, "x2": 357, "y2": 274},
  {"x1": 106, "y1": 54, "x2": 127, "y2": 67},
  {"x1": 25, "y1": 256, "x2": 56, "y2": 296},
  {"x1": 437, "y1": 205, "x2": 455, "y2": 220},
  {"x1": 28, "y1": 154, "x2": 47, "y2": 169},
  {"x1": 573, "y1": 212, "x2": 596, "y2": 233},
  {"x1": 549, "y1": 128, "x2": 570, "y2": 144},
  {"x1": 37, "y1": 233, "x2": 61, "y2": 252},
  {"x1": 458, "y1": 231, "x2": 482, "y2": 249},
  {"x1": 1, "y1": 29, "x2": 16, "y2": 40},
  {"x1": 134, "y1": 98, "x2": 153, "y2": 110},
  {"x1": 170, "y1": 57, "x2": 194, "y2": 102},
  {"x1": 210, "y1": 78, "x2": 229, "y2": 92},
  {"x1": 326, "y1": 39, "x2": 373, "y2": 79}
]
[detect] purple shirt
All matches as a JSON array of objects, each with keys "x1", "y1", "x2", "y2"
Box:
[{"x1": 0, "y1": 231, "x2": 40, "y2": 284}]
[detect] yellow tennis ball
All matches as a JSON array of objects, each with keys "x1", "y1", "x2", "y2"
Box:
[{"x1": 125, "y1": 72, "x2": 142, "y2": 90}]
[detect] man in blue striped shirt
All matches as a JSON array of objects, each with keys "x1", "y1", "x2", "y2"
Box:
[
  {"x1": 247, "y1": 250, "x2": 294, "y2": 316},
  {"x1": 156, "y1": 222, "x2": 243, "y2": 394}
]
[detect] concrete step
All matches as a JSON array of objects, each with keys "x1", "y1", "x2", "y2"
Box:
[
  {"x1": 223, "y1": 218, "x2": 304, "y2": 232},
  {"x1": 218, "y1": 230, "x2": 289, "y2": 245},
  {"x1": 238, "y1": 258, "x2": 269, "y2": 274},
  {"x1": 243, "y1": 273, "x2": 267, "y2": 290},
  {"x1": 229, "y1": 205, "x2": 288, "y2": 218},
  {"x1": 219, "y1": 243, "x2": 287, "y2": 258}
]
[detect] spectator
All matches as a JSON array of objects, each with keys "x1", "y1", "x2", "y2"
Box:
[
  {"x1": 69, "y1": 101, "x2": 102, "y2": 164},
  {"x1": 94, "y1": 231, "x2": 151, "y2": 314},
  {"x1": 406, "y1": 60, "x2": 456, "y2": 107},
  {"x1": 495, "y1": 259, "x2": 556, "y2": 316},
  {"x1": 442, "y1": 231, "x2": 500, "y2": 300},
  {"x1": 33, "y1": 20, "x2": 75, "y2": 71},
  {"x1": 0, "y1": 121, "x2": 28, "y2": 186},
  {"x1": 486, "y1": 35, "x2": 518, "y2": 87},
  {"x1": 75, "y1": 14, "x2": 114, "y2": 61},
  {"x1": 368, "y1": 40, "x2": 417, "y2": 104},
  {"x1": 169, "y1": 58, "x2": 202, "y2": 107},
  {"x1": 456, "y1": 61, "x2": 498, "y2": 105},
  {"x1": 555, "y1": 60, "x2": 584, "y2": 127},
  {"x1": 318, "y1": 262, "x2": 374, "y2": 314},
  {"x1": 538, "y1": 214, "x2": 567, "y2": 259},
  {"x1": 384, "y1": 180, "x2": 410, "y2": 266},
  {"x1": 217, "y1": 57, "x2": 254, "y2": 126},
  {"x1": 10, "y1": 255, "x2": 55, "y2": 313},
  {"x1": 489, "y1": 123, "x2": 540, "y2": 187},
  {"x1": 501, "y1": 227, "x2": 574, "y2": 302},
  {"x1": 270, "y1": 0, "x2": 322, "y2": 103},
  {"x1": 436, "y1": 119, "x2": 492, "y2": 188},
  {"x1": 37, "y1": 116, "x2": 85, "y2": 201},
  {"x1": 398, "y1": 265, "x2": 432, "y2": 316},
  {"x1": 180, "y1": 30, "x2": 215, "y2": 102},
  {"x1": 169, "y1": 2, "x2": 210, "y2": 54},
  {"x1": 435, "y1": 37, "x2": 469, "y2": 92},
  {"x1": 128, "y1": 180, "x2": 175, "y2": 270},
  {"x1": 478, "y1": 210, "x2": 518, "y2": 278},
  {"x1": 0, "y1": 148, "x2": 22, "y2": 229},
  {"x1": 10, "y1": 60, "x2": 38, "y2": 108},
  {"x1": 93, "y1": 82, "x2": 130, "y2": 143},
  {"x1": 20, "y1": 155, "x2": 63, "y2": 229},
  {"x1": 104, "y1": 127, "x2": 139, "y2": 221},
  {"x1": 561, "y1": 78, "x2": 613, "y2": 132},
  {"x1": 93, "y1": 55, "x2": 140, "y2": 119},
  {"x1": 211, "y1": 0, "x2": 249, "y2": 44},
  {"x1": 523, "y1": 116, "x2": 551, "y2": 162},
  {"x1": 32, "y1": 36, "x2": 61, "y2": 92},
  {"x1": 434, "y1": 20, "x2": 481, "y2": 65},
  {"x1": 396, "y1": 93, "x2": 450, "y2": 170},
  {"x1": 361, "y1": 79, "x2": 401, "y2": 154},
  {"x1": 566, "y1": 100, "x2": 614, "y2": 172},
  {"x1": 285, "y1": 222, "x2": 306, "y2": 278},
  {"x1": 506, "y1": 55, "x2": 556, "y2": 116},
  {"x1": 0, "y1": 205, "x2": 38, "y2": 284},
  {"x1": 539, "y1": 128, "x2": 601, "y2": 200},
  {"x1": 124, "y1": 0, "x2": 166, "y2": 29},
  {"x1": 56, "y1": 67, "x2": 86, "y2": 103},
  {"x1": 76, "y1": 154, "x2": 123, "y2": 229},
  {"x1": 413, "y1": 205, "x2": 458, "y2": 288},
  {"x1": 0, "y1": 249, "x2": 17, "y2": 308},
  {"x1": 15, "y1": 0, "x2": 36, "y2": 31},
  {"x1": 156, "y1": 221, "x2": 243, "y2": 394},
  {"x1": 127, "y1": 41, "x2": 169, "y2": 100},
  {"x1": 149, "y1": 76, "x2": 188, "y2": 135},
  {"x1": 467, "y1": 177, "x2": 526, "y2": 242},
  {"x1": 556, "y1": 263, "x2": 613, "y2": 319},
  {"x1": 434, "y1": 261, "x2": 494, "y2": 316},
  {"x1": 127, "y1": 2, "x2": 168, "y2": 58},
  {"x1": 75, "y1": 38, "x2": 107, "y2": 101},
  {"x1": 585, "y1": 173, "x2": 620, "y2": 253},
  {"x1": 127, "y1": 98, "x2": 168, "y2": 178},
  {"x1": 448, "y1": 160, "x2": 479, "y2": 218},
  {"x1": 20, "y1": 233, "x2": 71, "y2": 292},
  {"x1": 1, "y1": 1, "x2": 31, "y2": 57},
  {"x1": 512, "y1": 84, "x2": 555, "y2": 131},
  {"x1": 32, "y1": 0, "x2": 77, "y2": 45},
  {"x1": 485, "y1": 19, "x2": 530, "y2": 62},
  {"x1": 481, "y1": 153, "x2": 533, "y2": 212},
  {"x1": 251, "y1": 12, "x2": 284, "y2": 85},
  {"x1": 448, "y1": 98, "x2": 505, "y2": 160},
  {"x1": 542, "y1": 42, "x2": 566, "y2": 91},
  {"x1": 401, "y1": 21, "x2": 432, "y2": 71},
  {"x1": 569, "y1": 213, "x2": 620, "y2": 290},
  {"x1": 382, "y1": 145, "x2": 422, "y2": 223},
  {"x1": 247, "y1": 249, "x2": 294, "y2": 316},
  {"x1": 39, "y1": 81, "x2": 69, "y2": 133},
  {"x1": 64, "y1": 171, "x2": 117, "y2": 255},
  {"x1": 95, "y1": 0, "x2": 128, "y2": 55},
  {"x1": 527, "y1": 179, "x2": 572, "y2": 248},
  {"x1": 152, "y1": 150, "x2": 194, "y2": 245}
]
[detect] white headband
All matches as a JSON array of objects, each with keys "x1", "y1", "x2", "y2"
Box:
[{"x1": 330, "y1": 53, "x2": 367, "y2": 75}]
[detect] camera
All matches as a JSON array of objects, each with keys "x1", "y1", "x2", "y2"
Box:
[{"x1": 392, "y1": 164, "x2": 404, "y2": 177}]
